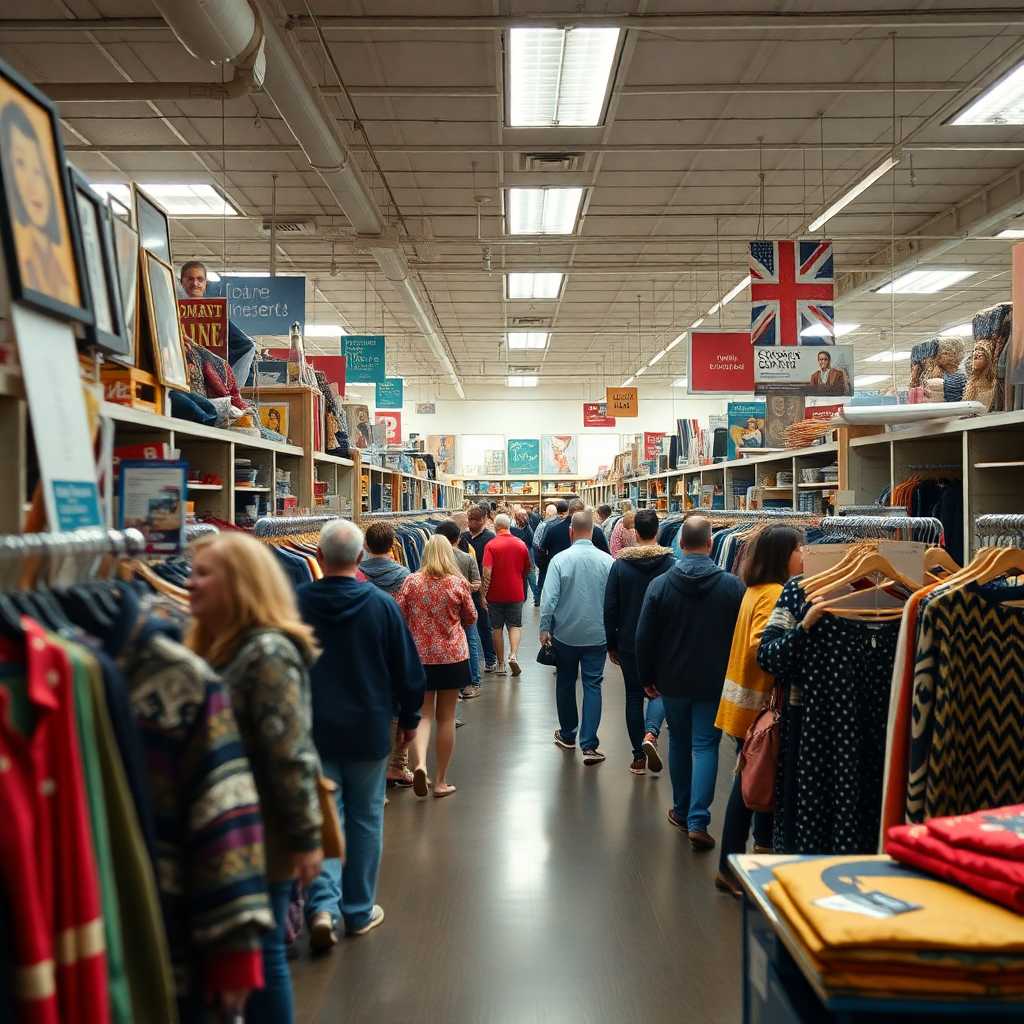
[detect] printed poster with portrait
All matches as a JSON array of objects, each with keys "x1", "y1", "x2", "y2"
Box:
[
  {"x1": 258, "y1": 403, "x2": 289, "y2": 439},
  {"x1": 427, "y1": 434, "x2": 457, "y2": 475},
  {"x1": 0, "y1": 58, "x2": 91, "y2": 325},
  {"x1": 542, "y1": 434, "x2": 578, "y2": 475}
]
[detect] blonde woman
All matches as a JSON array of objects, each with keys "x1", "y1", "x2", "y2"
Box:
[
  {"x1": 611, "y1": 502, "x2": 638, "y2": 558},
  {"x1": 395, "y1": 534, "x2": 477, "y2": 798},
  {"x1": 187, "y1": 533, "x2": 323, "y2": 1024}
]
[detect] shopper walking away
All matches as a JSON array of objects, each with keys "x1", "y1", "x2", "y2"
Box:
[
  {"x1": 603, "y1": 508, "x2": 673, "y2": 776},
  {"x1": 540, "y1": 498, "x2": 611, "y2": 564},
  {"x1": 396, "y1": 535, "x2": 477, "y2": 798},
  {"x1": 511, "y1": 509, "x2": 541, "y2": 606},
  {"x1": 187, "y1": 533, "x2": 324, "y2": 1024},
  {"x1": 532, "y1": 501, "x2": 562, "y2": 602},
  {"x1": 714, "y1": 525, "x2": 804, "y2": 896},
  {"x1": 595, "y1": 504, "x2": 612, "y2": 529},
  {"x1": 297, "y1": 520, "x2": 424, "y2": 949},
  {"x1": 360, "y1": 521, "x2": 410, "y2": 594},
  {"x1": 482, "y1": 513, "x2": 531, "y2": 676},
  {"x1": 611, "y1": 506, "x2": 637, "y2": 558},
  {"x1": 636, "y1": 515, "x2": 745, "y2": 851},
  {"x1": 540, "y1": 510, "x2": 614, "y2": 764},
  {"x1": 459, "y1": 505, "x2": 498, "y2": 673},
  {"x1": 528, "y1": 505, "x2": 542, "y2": 531},
  {"x1": 437, "y1": 519, "x2": 484, "y2": 699}
]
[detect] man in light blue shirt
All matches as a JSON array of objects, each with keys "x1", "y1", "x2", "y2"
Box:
[{"x1": 540, "y1": 510, "x2": 614, "y2": 764}]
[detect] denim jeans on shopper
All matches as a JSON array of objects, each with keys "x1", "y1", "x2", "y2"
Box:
[
  {"x1": 305, "y1": 756, "x2": 389, "y2": 933},
  {"x1": 245, "y1": 879, "x2": 294, "y2": 1024},
  {"x1": 464, "y1": 624, "x2": 482, "y2": 685},
  {"x1": 526, "y1": 567, "x2": 541, "y2": 605},
  {"x1": 661, "y1": 696, "x2": 721, "y2": 833},
  {"x1": 620, "y1": 651, "x2": 666, "y2": 759},
  {"x1": 553, "y1": 639, "x2": 606, "y2": 751},
  {"x1": 719, "y1": 737, "x2": 773, "y2": 874},
  {"x1": 475, "y1": 598, "x2": 496, "y2": 666}
]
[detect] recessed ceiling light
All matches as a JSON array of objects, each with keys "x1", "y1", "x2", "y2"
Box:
[
  {"x1": 506, "y1": 375, "x2": 539, "y2": 388},
  {"x1": 874, "y1": 269, "x2": 975, "y2": 294},
  {"x1": 648, "y1": 349, "x2": 666, "y2": 366},
  {"x1": 506, "y1": 331, "x2": 550, "y2": 350},
  {"x1": 802, "y1": 322, "x2": 860, "y2": 338},
  {"x1": 305, "y1": 324, "x2": 348, "y2": 338},
  {"x1": 671, "y1": 376, "x2": 688, "y2": 388},
  {"x1": 944, "y1": 322, "x2": 974, "y2": 336},
  {"x1": 507, "y1": 187, "x2": 584, "y2": 234},
  {"x1": 997, "y1": 229, "x2": 1024, "y2": 238},
  {"x1": 854, "y1": 374, "x2": 890, "y2": 387},
  {"x1": 508, "y1": 27, "x2": 620, "y2": 127},
  {"x1": 90, "y1": 181, "x2": 239, "y2": 216},
  {"x1": 507, "y1": 272, "x2": 564, "y2": 299},
  {"x1": 951, "y1": 61, "x2": 1024, "y2": 125},
  {"x1": 862, "y1": 350, "x2": 911, "y2": 363},
  {"x1": 622, "y1": 376, "x2": 635, "y2": 386},
  {"x1": 807, "y1": 154, "x2": 899, "y2": 231}
]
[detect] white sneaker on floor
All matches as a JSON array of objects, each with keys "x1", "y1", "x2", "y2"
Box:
[
  {"x1": 308, "y1": 911, "x2": 337, "y2": 953},
  {"x1": 348, "y1": 905, "x2": 384, "y2": 936}
]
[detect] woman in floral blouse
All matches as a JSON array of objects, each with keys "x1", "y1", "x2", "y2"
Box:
[{"x1": 396, "y1": 534, "x2": 477, "y2": 798}]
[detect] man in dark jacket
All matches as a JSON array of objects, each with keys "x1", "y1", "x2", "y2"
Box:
[
  {"x1": 636, "y1": 515, "x2": 745, "y2": 851},
  {"x1": 459, "y1": 504, "x2": 498, "y2": 672},
  {"x1": 298, "y1": 519, "x2": 425, "y2": 950},
  {"x1": 539, "y1": 498, "x2": 611, "y2": 570},
  {"x1": 603, "y1": 509, "x2": 674, "y2": 776}
]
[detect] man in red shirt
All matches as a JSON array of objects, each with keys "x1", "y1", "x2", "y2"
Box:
[{"x1": 482, "y1": 513, "x2": 532, "y2": 676}]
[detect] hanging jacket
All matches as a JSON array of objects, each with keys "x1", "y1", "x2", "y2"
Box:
[
  {"x1": 360, "y1": 556, "x2": 410, "y2": 595},
  {"x1": 603, "y1": 545, "x2": 675, "y2": 656},
  {"x1": 635, "y1": 554, "x2": 745, "y2": 700},
  {"x1": 298, "y1": 576, "x2": 425, "y2": 763}
]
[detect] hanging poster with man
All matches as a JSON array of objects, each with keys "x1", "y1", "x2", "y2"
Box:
[
  {"x1": 754, "y1": 344, "x2": 853, "y2": 396},
  {"x1": 507, "y1": 437, "x2": 541, "y2": 475},
  {"x1": 542, "y1": 434, "x2": 578, "y2": 475}
]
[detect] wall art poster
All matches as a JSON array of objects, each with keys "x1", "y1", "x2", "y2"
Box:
[
  {"x1": 374, "y1": 410, "x2": 401, "y2": 445},
  {"x1": 542, "y1": 434, "x2": 578, "y2": 475},
  {"x1": 727, "y1": 401, "x2": 766, "y2": 459},
  {"x1": 257, "y1": 403, "x2": 289, "y2": 439},
  {"x1": 118, "y1": 459, "x2": 186, "y2": 555},
  {"x1": 427, "y1": 434, "x2": 456, "y2": 474},
  {"x1": 507, "y1": 437, "x2": 540, "y2": 475},
  {"x1": 764, "y1": 394, "x2": 806, "y2": 448}
]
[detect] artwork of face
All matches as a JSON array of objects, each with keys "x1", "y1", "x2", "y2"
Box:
[{"x1": 818, "y1": 351, "x2": 831, "y2": 370}]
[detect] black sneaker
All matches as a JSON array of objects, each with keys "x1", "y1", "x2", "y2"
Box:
[
  {"x1": 553, "y1": 729, "x2": 574, "y2": 750},
  {"x1": 484, "y1": 662, "x2": 499, "y2": 674},
  {"x1": 582, "y1": 749, "x2": 606, "y2": 765}
]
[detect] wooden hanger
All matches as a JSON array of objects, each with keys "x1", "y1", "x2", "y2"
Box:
[
  {"x1": 809, "y1": 550, "x2": 918, "y2": 620},
  {"x1": 924, "y1": 546, "x2": 960, "y2": 576},
  {"x1": 801, "y1": 542, "x2": 878, "y2": 598},
  {"x1": 119, "y1": 559, "x2": 190, "y2": 603}
]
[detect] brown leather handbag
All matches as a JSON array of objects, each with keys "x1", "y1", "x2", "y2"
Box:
[
  {"x1": 737, "y1": 687, "x2": 782, "y2": 813},
  {"x1": 317, "y1": 775, "x2": 345, "y2": 861}
]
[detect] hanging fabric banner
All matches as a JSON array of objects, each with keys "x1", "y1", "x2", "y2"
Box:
[
  {"x1": 222, "y1": 275, "x2": 305, "y2": 336},
  {"x1": 688, "y1": 331, "x2": 755, "y2": 394},
  {"x1": 342, "y1": 334, "x2": 387, "y2": 382},
  {"x1": 606, "y1": 387, "x2": 638, "y2": 417},
  {"x1": 583, "y1": 402, "x2": 616, "y2": 427},
  {"x1": 375, "y1": 377, "x2": 404, "y2": 409},
  {"x1": 750, "y1": 239, "x2": 834, "y2": 346},
  {"x1": 374, "y1": 409, "x2": 402, "y2": 444}
]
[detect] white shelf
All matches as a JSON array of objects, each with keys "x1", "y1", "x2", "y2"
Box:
[
  {"x1": 314, "y1": 453, "x2": 355, "y2": 467},
  {"x1": 974, "y1": 461, "x2": 1024, "y2": 469},
  {"x1": 187, "y1": 482, "x2": 223, "y2": 491},
  {"x1": 797, "y1": 482, "x2": 838, "y2": 489}
]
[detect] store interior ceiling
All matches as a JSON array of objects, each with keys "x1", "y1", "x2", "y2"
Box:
[{"x1": 4, "y1": 2, "x2": 1024, "y2": 400}]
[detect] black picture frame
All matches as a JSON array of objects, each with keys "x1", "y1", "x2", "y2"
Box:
[
  {"x1": 0, "y1": 56, "x2": 93, "y2": 326},
  {"x1": 109, "y1": 211, "x2": 140, "y2": 367},
  {"x1": 68, "y1": 166, "x2": 133, "y2": 361},
  {"x1": 133, "y1": 183, "x2": 171, "y2": 265}
]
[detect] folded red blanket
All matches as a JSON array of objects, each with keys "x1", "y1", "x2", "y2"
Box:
[{"x1": 926, "y1": 805, "x2": 1024, "y2": 862}]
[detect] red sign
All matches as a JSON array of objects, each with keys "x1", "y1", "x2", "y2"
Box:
[
  {"x1": 644, "y1": 432, "x2": 665, "y2": 460},
  {"x1": 583, "y1": 402, "x2": 615, "y2": 427},
  {"x1": 178, "y1": 298, "x2": 228, "y2": 360},
  {"x1": 805, "y1": 403, "x2": 843, "y2": 421},
  {"x1": 374, "y1": 410, "x2": 402, "y2": 445},
  {"x1": 266, "y1": 350, "x2": 347, "y2": 397},
  {"x1": 687, "y1": 331, "x2": 755, "y2": 394}
]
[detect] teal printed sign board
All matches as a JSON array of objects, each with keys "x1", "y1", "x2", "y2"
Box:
[
  {"x1": 342, "y1": 335, "x2": 387, "y2": 382},
  {"x1": 375, "y1": 377, "x2": 404, "y2": 409},
  {"x1": 507, "y1": 438, "x2": 540, "y2": 475},
  {"x1": 52, "y1": 480, "x2": 103, "y2": 530},
  {"x1": 221, "y1": 275, "x2": 305, "y2": 336}
]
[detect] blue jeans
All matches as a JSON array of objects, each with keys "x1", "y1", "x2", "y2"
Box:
[
  {"x1": 305, "y1": 756, "x2": 389, "y2": 932},
  {"x1": 464, "y1": 624, "x2": 482, "y2": 684},
  {"x1": 553, "y1": 639, "x2": 606, "y2": 752},
  {"x1": 476, "y1": 599, "x2": 496, "y2": 666},
  {"x1": 245, "y1": 879, "x2": 294, "y2": 1023},
  {"x1": 620, "y1": 652, "x2": 666, "y2": 758},
  {"x1": 661, "y1": 696, "x2": 721, "y2": 833},
  {"x1": 526, "y1": 567, "x2": 541, "y2": 604}
]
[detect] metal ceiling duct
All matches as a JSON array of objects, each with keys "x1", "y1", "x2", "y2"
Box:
[{"x1": 153, "y1": 0, "x2": 464, "y2": 397}]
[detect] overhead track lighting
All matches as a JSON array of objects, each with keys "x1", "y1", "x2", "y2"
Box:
[
  {"x1": 874, "y1": 269, "x2": 976, "y2": 294},
  {"x1": 951, "y1": 61, "x2": 1024, "y2": 125},
  {"x1": 802, "y1": 322, "x2": 860, "y2": 338},
  {"x1": 806, "y1": 154, "x2": 899, "y2": 231}
]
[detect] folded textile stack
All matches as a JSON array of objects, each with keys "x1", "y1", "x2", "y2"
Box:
[
  {"x1": 887, "y1": 805, "x2": 1024, "y2": 914},
  {"x1": 766, "y1": 855, "x2": 1024, "y2": 997}
]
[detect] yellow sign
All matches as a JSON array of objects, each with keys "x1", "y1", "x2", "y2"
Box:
[{"x1": 606, "y1": 386, "x2": 638, "y2": 417}]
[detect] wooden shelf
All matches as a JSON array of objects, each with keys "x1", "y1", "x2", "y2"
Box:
[
  {"x1": 187, "y1": 482, "x2": 223, "y2": 491},
  {"x1": 235, "y1": 486, "x2": 270, "y2": 493},
  {"x1": 797, "y1": 482, "x2": 837, "y2": 489}
]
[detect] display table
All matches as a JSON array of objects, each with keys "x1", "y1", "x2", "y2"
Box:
[{"x1": 730, "y1": 854, "x2": 1024, "y2": 1023}]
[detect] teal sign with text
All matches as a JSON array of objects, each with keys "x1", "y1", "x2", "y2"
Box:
[
  {"x1": 375, "y1": 377, "x2": 404, "y2": 409},
  {"x1": 507, "y1": 438, "x2": 540, "y2": 475},
  {"x1": 342, "y1": 335, "x2": 386, "y2": 382}
]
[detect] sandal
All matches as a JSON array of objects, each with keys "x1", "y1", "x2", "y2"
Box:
[
  {"x1": 412, "y1": 768, "x2": 429, "y2": 798},
  {"x1": 433, "y1": 783, "x2": 457, "y2": 799}
]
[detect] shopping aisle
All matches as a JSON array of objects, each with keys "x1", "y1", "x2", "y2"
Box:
[{"x1": 291, "y1": 607, "x2": 743, "y2": 1024}]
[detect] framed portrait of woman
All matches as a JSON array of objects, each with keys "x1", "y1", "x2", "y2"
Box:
[
  {"x1": 68, "y1": 166, "x2": 132, "y2": 360},
  {"x1": 0, "y1": 57, "x2": 92, "y2": 326},
  {"x1": 142, "y1": 249, "x2": 189, "y2": 390},
  {"x1": 110, "y1": 214, "x2": 139, "y2": 366},
  {"x1": 133, "y1": 184, "x2": 171, "y2": 264}
]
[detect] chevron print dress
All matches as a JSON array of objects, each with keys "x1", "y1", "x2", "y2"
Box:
[{"x1": 907, "y1": 584, "x2": 1024, "y2": 823}]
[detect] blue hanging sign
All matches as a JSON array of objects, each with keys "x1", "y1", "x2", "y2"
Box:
[
  {"x1": 222, "y1": 275, "x2": 305, "y2": 336},
  {"x1": 375, "y1": 377, "x2": 404, "y2": 409},
  {"x1": 343, "y1": 334, "x2": 387, "y2": 382},
  {"x1": 507, "y1": 438, "x2": 540, "y2": 475}
]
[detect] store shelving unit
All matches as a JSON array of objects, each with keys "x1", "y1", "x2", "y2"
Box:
[
  {"x1": 459, "y1": 475, "x2": 592, "y2": 505},
  {"x1": 358, "y1": 460, "x2": 463, "y2": 519}
]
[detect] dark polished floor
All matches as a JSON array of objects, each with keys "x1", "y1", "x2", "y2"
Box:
[{"x1": 292, "y1": 607, "x2": 743, "y2": 1024}]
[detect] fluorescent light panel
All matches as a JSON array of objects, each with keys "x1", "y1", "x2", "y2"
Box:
[
  {"x1": 874, "y1": 269, "x2": 975, "y2": 294},
  {"x1": 998, "y1": 229, "x2": 1024, "y2": 238},
  {"x1": 89, "y1": 181, "x2": 239, "y2": 216},
  {"x1": 807, "y1": 154, "x2": 899, "y2": 231},
  {"x1": 854, "y1": 374, "x2": 890, "y2": 387},
  {"x1": 507, "y1": 272, "x2": 564, "y2": 299},
  {"x1": 506, "y1": 331, "x2": 550, "y2": 350},
  {"x1": 952, "y1": 61, "x2": 1024, "y2": 125},
  {"x1": 721, "y1": 275, "x2": 751, "y2": 305},
  {"x1": 508, "y1": 27, "x2": 620, "y2": 127},
  {"x1": 862, "y1": 350, "x2": 911, "y2": 363},
  {"x1": 690, "y1": 317, "x2": 705, "y2": 329},
  {"x1": 671, "y1": 376, "x2": 688, "y2": 388},
  {"x1": 622, "y1": 376, "x2": 635, "y2": 386},
  {"x1": 648, "y1": 349, "x2": 666, "y2": 366},
  {"x1": 666, "y1": 332, "x2": 686, "y2": 350},
  {"x1": 802, "y1": 322, "x2": 860, "y2": 338},
  {"x1": 506, "y1": 375, "x2": 539, "y2": 388},
  {"x1": 305, "y1": 324, "x2": 348, "y2": 338},
  {"x1": 508, "y1": 187, "x2": 583, "y2": 235}
]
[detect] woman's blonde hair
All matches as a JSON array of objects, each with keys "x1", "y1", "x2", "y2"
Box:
[
  {"x1": 418, "y1": 533, "x2": 461, "y2": 579},
  {"x1": 186, "y1": 532, "x2": 318, "y2": 667},
  {"x1": 621, "y1": 499, "x2": 634, "y2": 514}
]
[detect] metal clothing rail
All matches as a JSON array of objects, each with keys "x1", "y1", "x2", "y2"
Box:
[
  {"x1": 253, "y1": 514, "x2": 342, "y2": 537},
  {"x1": 820, "y1": 515, "x2": 944, "y2": 544},
  {"x1": 361, "y1": 508, "x2": 451, "y2": 520},
  {"x1": 0, "y1": 527, "x2": 146, "y2": 588},
  {"x1": 974, "y1": 514, "x2": 1024, "y2": 548},
  {"x1": 836, "y1": 505, "x2": 908, "y2": 516}
]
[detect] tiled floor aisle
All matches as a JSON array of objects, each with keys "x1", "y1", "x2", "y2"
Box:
[{"x1": 292, "y1": 606, "x2": 743, "y2": 1024}]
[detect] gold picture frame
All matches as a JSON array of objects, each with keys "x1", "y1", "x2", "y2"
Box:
[{"x1": 141, "y1": 249, "x2": 189, "y2": 391}]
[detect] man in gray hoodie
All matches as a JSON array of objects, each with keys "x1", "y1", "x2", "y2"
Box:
[{"x1": 361, "y1": 522, "x2": 410, "y2": 594}]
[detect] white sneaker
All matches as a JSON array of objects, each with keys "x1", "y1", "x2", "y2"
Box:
[
  {"x1": 308, "y1": 911, "x2": 337, "y2": 953},
  {"x1": 348, "y1": 905, "x2": 384, "y2": 936}
]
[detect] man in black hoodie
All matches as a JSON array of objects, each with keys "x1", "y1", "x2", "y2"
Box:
[
  {"x1": 298, "y1": 519, "x2": 425, "y2": 950},
  {"x1": 636, "y1": 515, "x2": 745, "y2": 851},
  {"x1": 603, "y1": 508, "x2": 674, "y2": 776}
]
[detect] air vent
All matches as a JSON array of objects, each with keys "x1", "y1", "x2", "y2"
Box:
[
  {"x1": 257, "y1": 218, "x2": 317, "y2": 236},
  {"x1": 518, "y1": 152, "x2": 582, "y2": 172},
  {"x1": 508, "y1": 363, "x2": 540, "y2": 373},
  {"x1": 510, "y1": 315, "x2": 552, "y2": 328}
]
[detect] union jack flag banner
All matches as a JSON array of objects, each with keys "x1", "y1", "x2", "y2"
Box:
[{"x1": 749, "y1": 239, "x2": 834, "y2": 346}]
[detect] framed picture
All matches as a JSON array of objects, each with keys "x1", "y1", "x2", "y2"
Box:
[
  {"x1": 108, "y1": 192, "x2": 132, "y2": 226},
  {"x1": 141, "y1": 250, "x2": 188, "y2": 390},
  {"x1": 109, "y1": 214, "x2": 139, "y2": 366},
  {"x1": 0, "y1": 57, "x2": 91, "y2": 325},
  {"x1": 258, "y1": 403, "x2": 289, "y2": 438},
  {"x1": 68, "y1": 166, "x2": 132, "y2": 360},
  {"x1": 133, "y1": 183, "x2": 171, "y2": 264}
]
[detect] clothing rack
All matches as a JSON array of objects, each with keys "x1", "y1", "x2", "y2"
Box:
[
  {"x1": 361, "y1": 509, "x2": 449, "y2": 520},
  {"x1": 0, "y1": 527, "x2": 147, "y2": 586},
  {"x1": 185, "y1": 522, "x2": 219, "y2": 541},
  {"x1": 974, "y1": 514, "x2": 1024, "y2": 548},
  {"x1": 836, "y1": 505, "x2": 907, "y2": 517},
  {"x1": 253, "y1": 514, "x2": 342, "y2": 537},
  {"x1": 819, "y1": 515, "x2": 944, "y2": 543}
]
